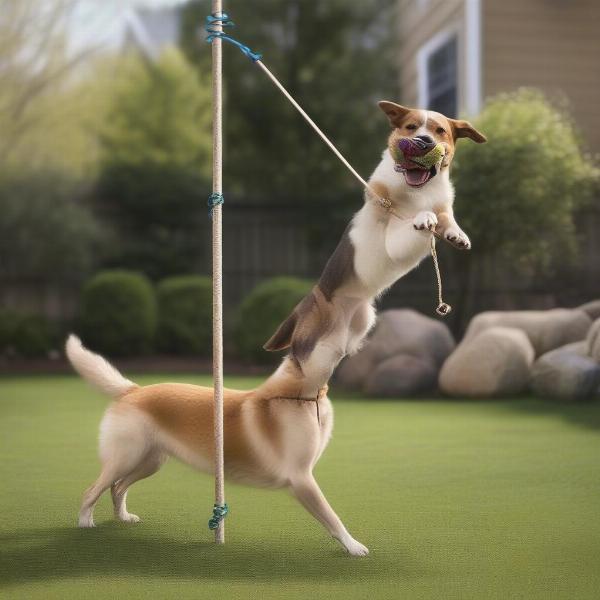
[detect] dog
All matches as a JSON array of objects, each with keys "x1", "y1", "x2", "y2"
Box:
[
  {"x1": 264, "y1": 101, "x2": 486, "y2": 387},
  {"x1": 65, "y1": 335, "x2": 369, "y2": 556}
]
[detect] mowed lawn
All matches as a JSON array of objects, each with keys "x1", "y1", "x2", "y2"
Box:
[{"x1": 1, "y1": 375, "x2": 600, "y2": 600}]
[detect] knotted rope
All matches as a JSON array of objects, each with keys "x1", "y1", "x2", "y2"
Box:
[{"x1": 208, "y1": 502, "x2": 229, "y2": 530}]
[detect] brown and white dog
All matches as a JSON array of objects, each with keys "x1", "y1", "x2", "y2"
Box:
[
  {"x1": 66, "y1": 334, "x2": 369, "y2": 556},
  {"x1": 263, "y1": 101, "x2": 486, "y2": 389}
]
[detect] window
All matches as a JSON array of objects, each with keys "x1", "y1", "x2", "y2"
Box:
[{"x1": 426, "y1": 36, "x2": 458, "y2": 117}]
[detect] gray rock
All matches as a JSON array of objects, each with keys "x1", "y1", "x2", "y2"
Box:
[
  {"x1": 578, "y1": 299, "x2": 600, "y2": 321},
  {"x1": 531, "y1": 344, "x2": 600, "y2": 401},
  {"x1": 335, "y1": 345, "x2": 376, "y2": 389},
  {"x1": 464, "y1": 309, "x2": 592, "y2": 357},
  {"x1": 585, "y1": 318, "x2": 600, "y2": 363},
  {"x1": 364, "y1": 354, "x2": 438, "y2": 397},
  {"x1": 439, "y1": 326, "x2": 535, "y2": 397},
  {"x1": 336, "y1": 309, "x2": 455, "y2": 390}
]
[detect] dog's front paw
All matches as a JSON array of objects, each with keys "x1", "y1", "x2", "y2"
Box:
[
  {"x1": 343, "y1": 537, "x2": 370, "y2": 557},
  {"x1": 413, "y1": 211, "x2": 438, "y2": 232},
  {"x1": 444, "y1": 227, "x2": 471, "y2": 250}
]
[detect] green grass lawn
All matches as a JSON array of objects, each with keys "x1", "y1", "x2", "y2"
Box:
[{"x1": 1, "y1": 374, "x2": 600, "y2": 600}]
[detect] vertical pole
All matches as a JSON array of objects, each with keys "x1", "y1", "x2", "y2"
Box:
[{"x1": 211, "y1": 0, "x2": 225, "y2": 544}]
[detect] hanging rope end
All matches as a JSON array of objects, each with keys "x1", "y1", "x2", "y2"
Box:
[
  {"x1": 436, "y1": 302, "x2": 452, "y2": 317},
  {"x1": 208, "y1": 502, "x2": 229, "y2": 530}
]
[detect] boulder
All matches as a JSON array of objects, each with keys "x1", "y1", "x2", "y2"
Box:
[
  {"x1": 464, "y1": 309, "x2": 592, "y2": 357},
  {"x1": 335, "y1": 309, "x2": 455, "y2": 391},
  {"x1": 578, "y1": 299, "x2": 600, "y2": 321},
  {"x1": 364, "y1": 354, "x2": 438, "y2": 397},
  {"x1": 439, "y1": 326, "x2": 535, "y2": 397},
  {"x1": 530, "y1": 343, "x2": 600, "y2": 401},
  {"x1": 585, "y1": 318, "x2": 600, "y2": 363}
]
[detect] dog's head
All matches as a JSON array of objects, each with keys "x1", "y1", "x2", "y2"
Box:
[{"x1": 378, "y1": 100, "x2": 486, "y2": 188}]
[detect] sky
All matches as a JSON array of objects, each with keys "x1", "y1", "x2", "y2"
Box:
[{"x1": 68, "y1": 0, "x2": 186, "y2": 53}]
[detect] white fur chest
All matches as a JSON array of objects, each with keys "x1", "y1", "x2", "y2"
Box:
[{"x1": 349, "y1": 150, "x2": 454, "y2": 298}]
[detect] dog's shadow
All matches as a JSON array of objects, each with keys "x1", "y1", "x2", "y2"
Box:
[{"x1": 0, "y1": 523, "x2": 415, "y2": 587}]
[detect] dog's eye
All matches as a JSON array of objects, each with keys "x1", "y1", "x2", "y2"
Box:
[
  {"x1": 436, "y1": 127, "x2": 446, "y2": 135},
  {"x1": 406, "y1": 123, "x2": 417, "y2": 130}
]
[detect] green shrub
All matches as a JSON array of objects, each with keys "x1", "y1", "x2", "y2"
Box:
[
  {"x1": 234, "y1": 277, "x2": 312, "y2": 363},
  {"x1": 80, "y1": 270, "x2": 157, "y2": 356},
  {"x1": 156, "y1": 275, "x2": 212, "y2": 355},
  {"x1": 453, "y1": 88, "x2": 599, "y2": 271},
  {"x1": 0, "y1": 309, "x2": 19, "y2": 354},
  {"x1": 0, "y1": 309, "x2": 56, "y2": 357}
]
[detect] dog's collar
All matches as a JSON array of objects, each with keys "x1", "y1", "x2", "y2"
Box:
[{"x1": 268, "y1": 386, "x2": 328, "y2": 425}]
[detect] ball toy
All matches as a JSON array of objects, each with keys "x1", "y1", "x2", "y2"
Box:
[{"x1": 391, "y1": 137, "x2": 445, "y2": 171}]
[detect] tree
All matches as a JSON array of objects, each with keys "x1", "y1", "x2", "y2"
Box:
[
  {"x1": 0, "y1": 170, "x2": 106, "y2": 284},
  {"x1": 180, "y1": 0, "x2": 398, "y2": 210},
  {"x1": 94, "y1": 49, "x2": 213, "y2": 280},
  {"x1": 451, "y1": 89, "x2": 599, "y2": 324},
  {"x1": 0, "y1": 0, "x2": 101, "y2": 174},
  {"x1": 99, "y1": 49, "x2": 212, "y2": 173}
]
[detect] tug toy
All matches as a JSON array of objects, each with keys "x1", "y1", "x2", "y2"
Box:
[{"x1": 391, "y1": 137, "x2": 445, "y2": 172}]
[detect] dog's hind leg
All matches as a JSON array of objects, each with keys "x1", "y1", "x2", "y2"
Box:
[
  {"x1": 289, "y1": 474, "x2": 369, "y2": 557},
  {"x1": 79, "y1": 408, "x2": 150, "y2": 528},
  {"x1": 79, "y1": 460, "x2": 132, "y2": 528},
  {"x1": 111, "y1": 451, "x2": 165, "y2": 523}
]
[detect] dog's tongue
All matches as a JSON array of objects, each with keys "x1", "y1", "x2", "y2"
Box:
[{"x1": 404, "y1": 169, "x2": 430, "y2": 186}]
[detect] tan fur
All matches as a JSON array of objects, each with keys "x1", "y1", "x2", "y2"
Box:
[
  {"x1": 67, "y1": 336, "x2": 368, "y2": 556},
  {"x1": 380, "y1": 101, "x2": 486, "y2": 169}
]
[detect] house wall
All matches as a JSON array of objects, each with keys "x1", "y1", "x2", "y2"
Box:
[
  {"x1": 482, "y1": 0, "x2": 600, "y2": 151},
  {"x1": 397, "y1": 0, "x2": 467, "y2": 110}
]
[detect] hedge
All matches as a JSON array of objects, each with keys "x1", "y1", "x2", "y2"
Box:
[
  {"x1": 79, "y1": 270, "x2": 157, "y2": 356},
  {"x1": 234, "y1": 277, "x2": 312, "y2": 363},
  {"x1": 156, "y1": 275, "x2": 212, "y2": 355}
]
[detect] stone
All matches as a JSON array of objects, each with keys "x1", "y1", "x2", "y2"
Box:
[
  {"x1": 335, "y1": 309, "x2": 455, "y2": 391},
  {"x1": 464, "y1": 309, "x2": 592, "y2": 357},
  {"x1": 363, "y1": 353, "x2": 438, "y2": 397},
  {"x1": 585, "y1": 318, "x2": 600, "y2": 363},
  {"x1": 439, "y1": 326, "x2": 535, "y2": 397},
  {"x1": 531, "y1": 344, "x2": 600, "y2": 401},
  {"x1": 578, "y1": 299, "x2": 600, "y2": 321}
]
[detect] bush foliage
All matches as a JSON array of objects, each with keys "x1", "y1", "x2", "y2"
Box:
[
  {"x1": 156, "y1": 275, "x2": 212, "y2": 355},
  {"x1": 80, "y1": 270, "x2": 157, "y2": 356},
  {"x1": 0, "y1": 309, "x2": 56, "y2": 358},
  {"x1": 453, "y1": 88, "x2": 599, "y2": 271},
  {"x1": 234, "y1": 277, "x2": 312, "y2": 363}
]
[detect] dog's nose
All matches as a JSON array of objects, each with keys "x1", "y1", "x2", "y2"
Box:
[{"x1": 415, "y1": 134, "x2": 434, "y2": 144}]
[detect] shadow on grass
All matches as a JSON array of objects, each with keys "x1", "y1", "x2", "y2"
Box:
[
  {"x1": 0, "y1": 523, "x2": 412, "y2": 587},
  {"x1": 330, "y1": 384, "x2": 600, "y2": 432},
  {"x1": 497, "y1": 397, "x2": 600, "y2": 432}
]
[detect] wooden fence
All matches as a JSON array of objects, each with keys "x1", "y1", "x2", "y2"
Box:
[{"x1": 2, "y1": 202, "x2": 599, "y2": 337}]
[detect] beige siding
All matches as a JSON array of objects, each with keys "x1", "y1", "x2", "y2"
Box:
[
  {"x1": 483, "y1": 0, "x2": 600, "y2": 151},
  {"x1": 398, "y1": 0, "x2": 466, "y2": 109}
]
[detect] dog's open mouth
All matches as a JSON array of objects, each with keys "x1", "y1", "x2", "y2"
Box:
[{"x1": 401, "y1": 165, "x2": 437, "y2": 187}]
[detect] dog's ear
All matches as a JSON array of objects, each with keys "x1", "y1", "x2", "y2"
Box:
[
  {"x1": 450, "y1": 119, "x2": 487, "y2": 143},
  {"x1": 378, "y1": 101, "x2": 412, "y2": 128},
  {"x1": 264, "y1": 312, "x2": 297, "y2": 352}
]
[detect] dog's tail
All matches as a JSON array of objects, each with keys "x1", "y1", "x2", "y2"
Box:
[{"x1": 65, "y1": 334, "x2": 137, "y2": 398}]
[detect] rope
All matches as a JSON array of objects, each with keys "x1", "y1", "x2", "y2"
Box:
[
  {"x1": 208, "y1": 503, "x2": 229, "y2": 530},
  {"x1": 429, "y1": 237, "x2": 452, "y2": 316},
  {"x1": 205, "y1": 13, "x2": 262, "y2": 62},
  {"x1": 209, "y1": 0, "x2": 225, "y2": 545},
  {"x1": 205, "y1": 15, "x2": 451, "y2": 374},
  {"x1": 208, "y1": 192, "x2": 224, "y2": 216}
]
